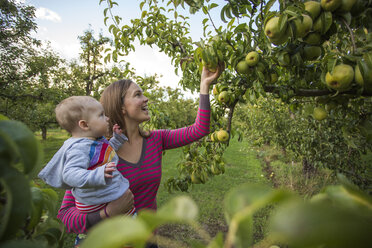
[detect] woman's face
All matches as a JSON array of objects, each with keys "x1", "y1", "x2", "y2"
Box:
[{"x1": 122, "y1": 83, "x2": 150, "y2": 123}]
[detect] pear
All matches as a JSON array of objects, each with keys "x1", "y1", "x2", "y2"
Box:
[
  {"x1": 355, "y1": 62, "x2": 372, "y2": 93},
  {"x1": 337, "y1": 0, "x2": 357, "y2": 13},
  {"x1": 303, "y1": 32, "x2": 322, "y2": 45},
  {"x1": 325, "y1": 64, "x2": 354, "y2": 92},
  {"x1": 245, "y1": 51, "x2": 260, "y2": 66},
  {"x1": 217, "y1": 130, "x2": 229, "y2": 142},
  {"x1": 270, "y1": 72, "x2": 278, "y2": 83},
  {"x1": 264, "y1": 17, "x2": 288, "y2": 40},
  {"x1": 321, "y1": 0, "x2": 342, "y2": 12},
  {"x1": 313, "y1": 107, "x2": 328, "y2": 121},
  {"x1": 303, "y1": 46, "x2": 322, "y2": 60},
  {"x1": 305, "y1": 1, "x2": 322, "y2": 20},
  {"x1": 236, "y1": 60, "x2": 251, "y2": 75},
  {"x1": 293, "y1": 14, "x2": 313, "y2": 38},
  {"x1": 270, "y1": 27, "x2": 290, "y2": 46},
  {"x1": 313, "y1": 11, "x2": 332, "y2": 34},
  {"x1": 146, "y1": 36, "x2": 156, "y2": 45},
  {"x1": 218, "y1": 91, "x2": 230, "y2": 104},
  {"x1": 278, "y1": 51, "x2": 291, "y2": 67}
]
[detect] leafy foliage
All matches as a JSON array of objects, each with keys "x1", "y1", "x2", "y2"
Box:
[
  {"x1": 0, "y1": 117, "x2": 64, "y2": 247},
  {"x1": 80, "y1": 174, "x2": 372, "y2": 248}
]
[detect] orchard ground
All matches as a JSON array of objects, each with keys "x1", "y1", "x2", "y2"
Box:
[{"x1": 36, "y1": 129, "x2": 340, "y2": 248}]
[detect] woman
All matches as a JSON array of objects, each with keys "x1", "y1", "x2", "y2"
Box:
[{"x1": 57, "y1": 65, "x2": 222, "y2": 246}]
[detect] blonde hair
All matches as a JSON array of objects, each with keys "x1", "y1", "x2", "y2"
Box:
[
  {"x1": 55, "y1": 96, "x2": 99, "y2": 133},
  {"x1": 100, "y1": 79, "x2": 149, "y2": 138}
]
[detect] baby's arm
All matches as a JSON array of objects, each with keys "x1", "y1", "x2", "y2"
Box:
[
  {"x1": 109, "y1": 124, "x2": 128, "y2": 151},
  {"x1": 62, "y1": 143, "x2": 107, "y2": 188}
]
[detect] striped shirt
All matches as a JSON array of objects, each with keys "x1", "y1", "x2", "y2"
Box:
[{"x1": 57, "y1": 95, "x2": 210, "y2": 233}]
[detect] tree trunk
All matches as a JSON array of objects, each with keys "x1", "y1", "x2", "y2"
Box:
[
  {"x1": 302, "y1": 158, "x2": 316, "y2": 178},
  {"x1": 41, "y1": 126, "x2": 47, "y2": 140}
]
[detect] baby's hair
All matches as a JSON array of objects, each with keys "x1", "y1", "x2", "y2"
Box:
[{"x1": 55, "y1": 96, "x2": 99, "y2": 133}]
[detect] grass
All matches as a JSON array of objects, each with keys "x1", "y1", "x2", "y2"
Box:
[
  {"x1": 34, "y1": 129, "x2": 339, "y2": 247},
  {"x1": 156, "y1": 138, "x2": 270, "y2": 246}
]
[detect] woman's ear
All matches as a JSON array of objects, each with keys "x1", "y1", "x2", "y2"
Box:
[
  {"x1": 78, "y1": 120, "x2": 90, "y2": 131},
  {"x1": 121, "y1": 107, "x2": 126, "y2": 115}
]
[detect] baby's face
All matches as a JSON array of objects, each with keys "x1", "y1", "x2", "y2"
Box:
[{"x1": 85, "y1": 101, "x2": 109, "y2": 138}]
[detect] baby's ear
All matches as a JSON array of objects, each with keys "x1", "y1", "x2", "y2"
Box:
[{"x1": 78, "y1": 120, "x2": 89, "y2": 130}]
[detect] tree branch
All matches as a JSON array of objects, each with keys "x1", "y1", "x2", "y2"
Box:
[
  {"x1": 262, "y1": 85, "x2": 372, "y2": 97},
  {"x1": 341, "y1": 17, "x2": 356, "y2": 54}
]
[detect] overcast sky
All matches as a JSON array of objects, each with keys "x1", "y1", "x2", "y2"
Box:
[{"x1": 24, "y1": 0, "x2": 226, "y2": 97}]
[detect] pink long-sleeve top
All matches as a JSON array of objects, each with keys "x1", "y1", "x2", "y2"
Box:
[{"x1": 57, "y1": 95, "x2": 210, "y2": 233}]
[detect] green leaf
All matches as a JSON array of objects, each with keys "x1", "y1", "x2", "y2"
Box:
[
  {"x1": 141, "y1": 10, "x2": 147, "y2": 19},
  {"x1": 209, "y1": 3, "x2": 218, "y2": 10},
  {"x1": 224, "y1": 183, "x2": 294, "y2": 223},
  {"x1": 81, "y1": 217, "x2": 150, "y2": 248},
  {"x1": 41, "y1": 188, "x2": 59, "y2": 217},
  {"x1": 104, "y1": 16, "x2": 109, "y2": 26},
  {"x1": 0, "y1": 129, "x2": 20, "y2": 166},
  {"x1": 140, "y1": 1, "x2": 145, "y2": 11},
  {"x1": 207, "y1": 232, "x2": 224, "y2": 248},
  {"x1": 38, "y1": 227, "x2": 63, "y2": 246},
  {"x1": 139, "y1": 196, "x2": 198, "y2": 231},
  {"x1": 0, "y1": 240, "x2": 47, "y2": 248},
  {"x1": 220, "y1": 6, "x2": 227, "y2": 23},
  {"x1": 264, "y1": 0, "x2": 276, "y2": 15},
  {"x1": 0, "y1": 166, "x2": 31, "y2": 241},
  {"x1": 227, "y1": 214, "x2": 253, "y2": 248},
  {"x1": 157, "y1": 195, "x2": 198, "y2": 222},
  {"x1": 269, "y1": 200, "x2": 372, "y2": 248},
  {"x1": 27, "y1": 187, "x2": 44, "y2": 231},
  {"x1": 0, "y1": 120, "x2": 42, "y2": 175}
]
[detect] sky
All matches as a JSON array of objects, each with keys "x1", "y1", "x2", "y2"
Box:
[{"x1": 24, "y1": 0, "x2": 226, "y2": 97}]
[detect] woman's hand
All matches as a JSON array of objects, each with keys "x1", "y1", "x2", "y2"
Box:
[{"x1": 200, "y1": 63, "x2": 224, "y2": 94}]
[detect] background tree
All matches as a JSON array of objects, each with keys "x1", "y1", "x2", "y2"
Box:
[{"x1": 78, "y1": 28, "x2": 111, "y2": 96}]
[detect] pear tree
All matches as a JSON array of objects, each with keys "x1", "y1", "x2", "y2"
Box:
[{"x1": 100, "y1": 0, "x2": 372, "y2": 190}]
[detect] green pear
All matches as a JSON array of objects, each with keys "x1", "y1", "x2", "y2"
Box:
[
  {"x1": 264, "y1": 17, "x2": 288, "y2": 40},
  {"x1": 305, "y1": 1, "x2": 322, "y2": 20},
  {"x1": 218, "y1": 91, "x2": 230, "y2": 104},
  {"x1": 293, "y1": 14, "x2": 313, "y2": 38},
  {"x1": 278, "y1": 51, "x2": 291, "y2": 67},
  {"x1": 245, "y1": 51, "x2": 260, "y2": 66},
  {"x1": 325, "y1": 64, "x2": 354, "y2": 92},
  {"x1": 313, "y1": 107, "x2": 328, "y2": 121},
  {"x1": 146, "y1": 36, "x2": 156, "y2": 45},
  {"x1": 217, "y1": 129, "x2": 229, "y2": 142},
  {"x1": 303, "y1": 32, "x2": 322, "y2": 45},
  {"x1": 313, "y1": 11, "x2": 333, "y2": 34},
  {"x1": 350, "y1": 0, "x2": 366, "y2": 16},
  {"x1": 355, "y1": 62, "x2": 372, "y2": 93},
  {"x1": 303, "y1": 46, "x2": 322, "y2": 60},
  {"x1": 354, "y1": 64, "x2": 363, "y2": 86},
  {"x1": 256, "y1": 62, "x2": 266, "y2": 73},
  {"x1": 270, "y1": 27, "x2": 290, "y2": 46},
  {"x1": 337, "y1": 0, "x2": 357, "y2": 13},
  {"x1": 321, "y1": 0, "x2": 342, "y2": 12},
  {"x1": 270, "y1": 72, "x2": 278, "y2": 83},
  {"x1": 236, "y1": 60, "x2": 251, "y2": 75}
]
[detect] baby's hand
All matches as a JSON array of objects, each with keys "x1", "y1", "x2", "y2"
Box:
[
  {"x1": 104, "y1": 162, "x2": 116, "y2": 178},
  {"x1": 112, "y1": 124, "x2": 122, "y2": 135}
]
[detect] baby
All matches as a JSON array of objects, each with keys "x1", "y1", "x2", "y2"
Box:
[{"x1": 39, "y1": 96, "x2": 135, "y2": 218}]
